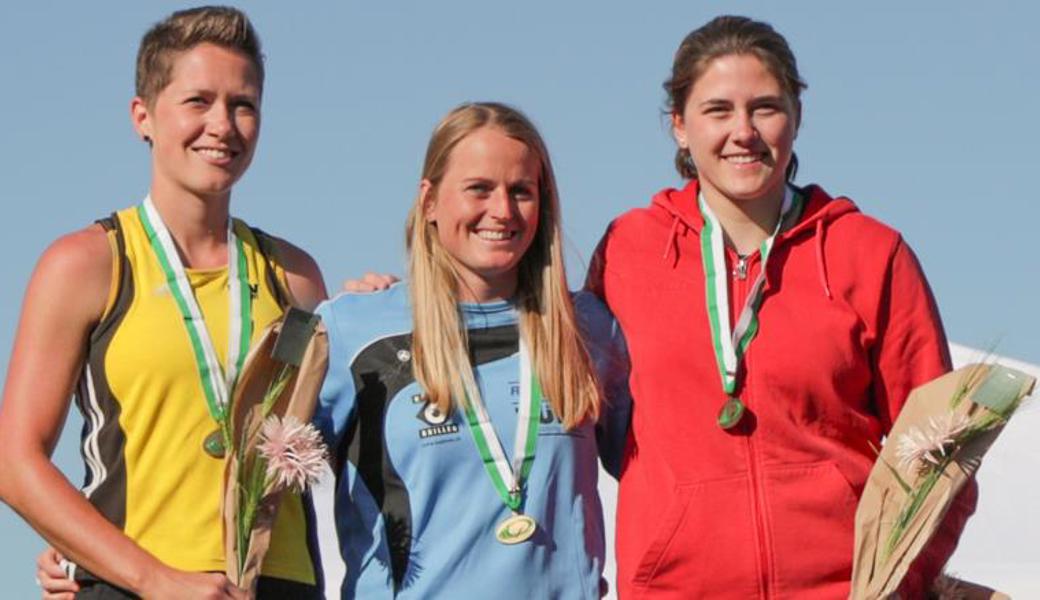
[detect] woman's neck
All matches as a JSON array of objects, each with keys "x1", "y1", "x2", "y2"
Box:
[
  {"x1": 148, "y1": 184, "x2": 232, "y2": 269},
  {"x1": 454, "y1": 270, "x2": 518, "y2": 304},
  {"x1": 701, "y1": 184, "x2": 786, "y2": 256}
]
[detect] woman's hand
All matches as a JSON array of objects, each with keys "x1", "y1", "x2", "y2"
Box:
[
  {"x1": 342, "y1": 272, "x2": 399, "y2": 293},
  {"x1": 36, "y1": 547, "x2": 77, "y2": 600},
  {"x1": 35, "y1": 546, "x2": 248, "y2": 600},
  {"x1": 139, "y1": 566, "x2": 249, "y2": 600}
]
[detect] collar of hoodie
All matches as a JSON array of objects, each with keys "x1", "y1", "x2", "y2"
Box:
[{"x1": 653, "y1": 180, "x2": 857, "y2": 300}]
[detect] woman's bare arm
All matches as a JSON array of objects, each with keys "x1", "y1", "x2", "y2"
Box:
[{"x1": 0, "y1": 226, "x2": 244, "y2": 599}]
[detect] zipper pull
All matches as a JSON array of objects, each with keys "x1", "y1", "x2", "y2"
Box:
[{"x1": 734, "y1": 255, "x2": 748, "y2": 280}]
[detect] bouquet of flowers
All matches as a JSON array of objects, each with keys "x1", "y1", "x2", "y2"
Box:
[
  {"x1": 222, "y1": 308, "x2": 330, "y2": 593},
  {"x1": 850, "y1": 362, "x2": 1035, "y2": 599}
]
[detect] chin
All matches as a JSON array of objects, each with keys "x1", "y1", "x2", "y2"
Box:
[
  {"x1": 724, "y1": 178, "x2": 785, "y2": 202},
  {"x1": 189, "y1": 178, "x2": 238, "y2": 197}
]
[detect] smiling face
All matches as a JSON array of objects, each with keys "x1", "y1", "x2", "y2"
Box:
[
  {"x1": 422, "y1": 127, "x2": 541, "y2": 302},
  {"x1": 673, "y1": 53, "x2": 797, "y2": 207},
  {"x1": 131, "y1": 42, "x2": 261, "y2": 202}
]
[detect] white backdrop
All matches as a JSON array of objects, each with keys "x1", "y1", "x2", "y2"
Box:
[{"x1": 314, "y1": 344, "x2": 1040, "y2": 598}]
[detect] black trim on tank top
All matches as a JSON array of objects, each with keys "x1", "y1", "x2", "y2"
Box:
[
  {"x1": 71, "y1": 214, "x2": 135, "y2": 583},
  {"x1": 249, "y1": 225, "x2": 292, "y2": 310},
  {"x1": 82, "y1": 214, "x2": 133, "y2": 527}
]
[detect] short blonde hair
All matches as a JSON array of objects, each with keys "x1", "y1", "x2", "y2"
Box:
[{"x1": 135, "y1": 6, "x2": 264, "y2": 104}]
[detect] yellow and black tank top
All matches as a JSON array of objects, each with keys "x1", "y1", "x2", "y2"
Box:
[{"x1": 73, "y1": 206, "x2": 317, "y2": 584}]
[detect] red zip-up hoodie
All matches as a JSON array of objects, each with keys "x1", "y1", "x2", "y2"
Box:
[{"x1": 587, "y1": 180, "x2": 976, "y2": 599}]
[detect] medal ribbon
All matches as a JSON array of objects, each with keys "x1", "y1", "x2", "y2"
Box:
[
  {"x1": 462, "y1": 337, "x2": 542, "y2": 513},
  {"x1": 137, "y1": 196, "x2": 253, "y2": 436},
  {"x1": 699, "y1": 186, "x2": 802, "y2": 395}
]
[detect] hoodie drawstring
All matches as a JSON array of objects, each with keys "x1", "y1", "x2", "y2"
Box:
[
  {"x1": 814, "y1": 219, "x2": 832, "y2": 300},
  {"x1": 662, "y1": 215, "x2": 681, "y2": 266}
]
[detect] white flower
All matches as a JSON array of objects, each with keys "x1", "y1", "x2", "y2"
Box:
[
  {"x1": 895, "y1": 412, "x2": 972, "y2": 474},
  {"x1": 257, "y1": 415, "x2": 328, "y2": 492}
]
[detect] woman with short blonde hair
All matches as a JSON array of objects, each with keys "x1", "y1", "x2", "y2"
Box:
[{"x1": 1, "y1": 7, "x2": 326, "y2": 599}]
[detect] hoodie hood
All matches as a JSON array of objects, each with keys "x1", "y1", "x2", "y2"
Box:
[{"x1": 651, "y1": 178, "x2": 859, "y2": 298}]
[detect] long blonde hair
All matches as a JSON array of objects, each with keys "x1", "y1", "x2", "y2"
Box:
[{"x1": 405, "y1": 102, "x2": 599, "y2": 430}]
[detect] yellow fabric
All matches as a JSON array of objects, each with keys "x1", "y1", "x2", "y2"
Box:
[{"x1": 102, "y1": 207, "x2": 314, "y2": 583}]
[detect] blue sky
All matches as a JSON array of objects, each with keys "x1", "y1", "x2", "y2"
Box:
[{"x1": 2, "y1": 2, "x2": 1037, "y2": 594}]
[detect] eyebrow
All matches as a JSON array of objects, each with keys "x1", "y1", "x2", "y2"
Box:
[
  {"x1": 460, "y1": 177, "x2": 538, "y2": 187},
  {"x1": 749, "y1": 95, "x2": 786, "y2": 105},
  {"x1": 174, "y1": 87, "x2": 259, "y2": 99},
  {"x1": 698, "y1": 94, "x2": 786, "y2": 108}
]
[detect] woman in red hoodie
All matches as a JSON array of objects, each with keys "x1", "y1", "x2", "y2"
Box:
[{"x1": 586, "y1": 15, "x2": 976, "y2": 599}]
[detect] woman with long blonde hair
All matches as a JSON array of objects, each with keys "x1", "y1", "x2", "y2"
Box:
[{"x1": 315, "y1": 102, "x2": 627, "y2": 598}]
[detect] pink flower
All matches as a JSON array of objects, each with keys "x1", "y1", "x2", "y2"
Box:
[
  {"x1": 257, "y1": 416, "x2": 327, "y2": 492},
  {"x1": 896, "y1": 412, "x2": 972, "y2": 474}
]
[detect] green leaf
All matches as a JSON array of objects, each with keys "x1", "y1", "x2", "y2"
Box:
[{"x1": 868, "y1": 440, "x2": 912, "y2": 494}]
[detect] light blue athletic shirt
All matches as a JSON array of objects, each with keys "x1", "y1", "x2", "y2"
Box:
[{"x1": 315, "y1": 283, "x2": 629, "y2": 599}]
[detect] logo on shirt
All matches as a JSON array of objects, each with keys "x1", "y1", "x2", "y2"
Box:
[
  {"x1": 414, "y1": 394, "x2": 460, "y2": 439},
  {"x1": 509, "y1": 381, "x2": 562, "y2": 425}
]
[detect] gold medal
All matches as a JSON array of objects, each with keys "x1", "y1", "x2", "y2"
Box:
[
  {"x1": 203, "y1": 429, "x2": 226, "y2": 458},
  {"x1": 495, "y1": 513, "x2": 537, "y2": 544}
]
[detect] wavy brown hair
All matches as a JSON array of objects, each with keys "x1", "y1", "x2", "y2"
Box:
[{"x1": 405, "y1": 102, "x2": 600, "y2": 429}]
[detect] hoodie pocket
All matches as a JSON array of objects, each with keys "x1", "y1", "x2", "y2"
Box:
[
  {"x1": 631, "y1": 475, "x2": 759, "y2": 597},
  {"x1": 764, "y1": 461, "x2": 859, "y2": 597}
]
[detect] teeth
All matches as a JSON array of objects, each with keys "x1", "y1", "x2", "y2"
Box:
[
  {"x1": 726, "y1": 155, "x2": 759, "y2": 164},
  {"x1": 197, "y1": 148, "x2": 231, "y2": 159},
  {"x1": 476, "y1": 230, "x2": 513, "y2": 241}
]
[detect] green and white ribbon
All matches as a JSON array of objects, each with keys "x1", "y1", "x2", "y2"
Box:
[
  {"x1": 462, "y1": 337, "x2": 542, "y2": 513},
  {"x1": 137, "y1": 196, "x2": 252, "y2": 437},
  {"x1": 699, "y1": 186, "x2": 802, "y2": 396}
]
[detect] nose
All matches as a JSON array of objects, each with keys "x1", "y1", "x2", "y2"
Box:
[
  {"x1": 731, "y1": 110, "x2": 758, "y2": 145},
  {"x1": 487, "y1": 187, "x2": 516, "y2": 220},
  {"x1": 205, "y1": 104, "x2": 235, "y2": 138}
]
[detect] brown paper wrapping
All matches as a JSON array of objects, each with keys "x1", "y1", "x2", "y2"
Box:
[
  {"x1": 849, "y1": 364, "x2": 1035, "y2": 599},
  {"x1": 221, "y1": 315, "x2": 329, "y2": 594}
]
